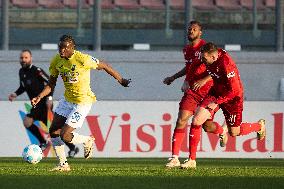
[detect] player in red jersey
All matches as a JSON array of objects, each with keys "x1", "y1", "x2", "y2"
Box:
[
  {"x1": 181, "y1": 42, "x2": 266, "y2": 168},
  {"x1": 163, "y1": 21, "x2": 220, "y2": 168}
]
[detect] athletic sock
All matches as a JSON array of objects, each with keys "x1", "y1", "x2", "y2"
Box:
[
  {"x1": 189, "y1": 124, "x2": 202, "y2": 160},
  {"x1": 27, "y1": 124, "x2": 46, "y2": 144},
  {"x1": 51, "y1": 137, "x2": 67, "y2": 164},
  {"x1": 70, "y1": 132, "x2": 90, "y2": 144},
  {"x1": 172, "y1": 128, "x2": 185, "y2": 157},
  {"x1": 64, "y1": 142, "x2": 76, "y2": 151},
  {"x1": 239, "y1": 122, "x2": 261, "y2": 135},
  {"x1": 211, "y1": 122, "x2": 224, "y2": 135}
]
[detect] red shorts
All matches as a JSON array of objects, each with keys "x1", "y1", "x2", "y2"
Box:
[
  {"x1": 200, "y1": 95, "x2": 243, "y2": 127},
  {"x1": 179, "y1": 90, "x2": 204, "y2": 113},
  {"x1": 179, "y1": 90, "x2": 203, "y2": 112},
  {"x1": 27, "y1": 102, "x2": 48, "y2": 125}
]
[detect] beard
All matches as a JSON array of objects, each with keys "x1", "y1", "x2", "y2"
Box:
[
  {"x1": 188, "y1": 35, "x2": 198, "y2": 42},
  {"x1": 20, "y1": 61, "x2": 31, "y2": 69}
]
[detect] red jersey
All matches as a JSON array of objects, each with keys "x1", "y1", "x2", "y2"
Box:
[
  {"x1": 183, "y1": 39, "x2": 212, "y2": 97},
  {"x1": 206, "y1": 49, "x2": 243, "y2": 104}
]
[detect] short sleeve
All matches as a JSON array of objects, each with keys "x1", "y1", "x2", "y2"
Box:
[
  {"x1": 49, "y1": 56, "x2": 59, "y2": 77},
  {"x1": 84, "y1": 54, "x2": 100, "y2": 69}
]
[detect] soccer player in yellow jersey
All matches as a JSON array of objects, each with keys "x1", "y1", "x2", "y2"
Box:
[{"x1": 32, "y1": 35, "x2": 131, "y2": 171}]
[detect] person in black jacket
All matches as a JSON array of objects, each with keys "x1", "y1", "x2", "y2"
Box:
[{"x1": 8, "y1": 49, "x2": 79, "y2": 157}]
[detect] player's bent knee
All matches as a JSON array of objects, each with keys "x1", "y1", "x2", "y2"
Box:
[
  {"x1": 23, "y1": 117, "x2": 33, "y2": 128},
  {"x1": 49, "y1": 128, "x2": 61, "y2": 138},
  {"x1": 50, "y1": 132, "x2": 60, "y2": 138},
  {"x1": 176, "y1": 118, "x2": 188, "y2": 128},
  {"x1": 202, "y1": 125, "x2": 210, "y2": 132},
  {"x1": 228, "y1": 131, "x2": 238, "y2": 137},
  {"x1": 60, "y1": 132, "x2": 72, "y2": 143},
  {"x1": 228, "y1": 127, "x2": 240, "y2": 137},
  {"x1": 191, "y1": 117, "x2": 198, "y2": 125},
  {"x1": 192, "y1": 116, "x2": 203, "y2": 126}
]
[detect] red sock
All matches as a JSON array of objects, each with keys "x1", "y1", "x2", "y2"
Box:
[
  {"x1": 239, "y1": 122, "x2": 261, "y2": 135},
  {"x1": 172, "y1": 128, "x2": 185, "y2": 156},
  {"x1": 211, "y1": 122, "x2": 223, "y2": 135},
  {"x1": 189, "y1": 125, "x2": 201, "y2": 160}
]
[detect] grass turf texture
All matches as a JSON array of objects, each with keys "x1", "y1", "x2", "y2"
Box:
[{"x1": 0, "y1": 158, "x2": 283, "y2": 189}]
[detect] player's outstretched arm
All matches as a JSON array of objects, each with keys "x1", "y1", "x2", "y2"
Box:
[
  {"x1": 163, "y1": 66, "x2": 186, "y2": 85},
  {"x1": 31, "y1": 76, "x2": 57, "y2": 107},
  {"x1": 97, "y1": 61, "x2": 131, "y2": 87}
]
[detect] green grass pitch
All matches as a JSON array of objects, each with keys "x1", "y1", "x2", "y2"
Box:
[{"x1": 0, "y1": 158, "x2": 283, "y2": 189}]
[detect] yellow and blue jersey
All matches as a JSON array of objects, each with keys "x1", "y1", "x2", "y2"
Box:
[{"x1": 49, "y1": 50, "x2": 99, "y2": 104}]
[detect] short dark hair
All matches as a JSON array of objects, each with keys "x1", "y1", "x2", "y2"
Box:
[
  {"x1": 189, "y1": 20, "x2": 203, "y2": 31},
  {"x1": 201, "y1": 42, "x2": 218, "y2": 54},
  {"x1": 59, "y1": 34, "x2": 76, "y2": 46},
  {"x1": 21, "y1": 49, "x2": 32, "y2": 56}
]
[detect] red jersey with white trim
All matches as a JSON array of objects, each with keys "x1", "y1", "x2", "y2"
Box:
[
  {"x1": 183, "y1": 39, "x2": 213, "y2": 97},
  {"x1": 206, "y1": 49, "x2": 243, "y2": 104}
]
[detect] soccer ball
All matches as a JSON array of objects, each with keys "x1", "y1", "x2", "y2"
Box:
[{"x1": 22, "y1": 144, "x2": 43, "y2": 164}]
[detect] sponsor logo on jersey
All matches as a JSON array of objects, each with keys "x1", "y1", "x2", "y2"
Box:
[
  {"x1": 195, "y1": 51, "x2": 202, "y2": 59},
  {"x1": 71, "y1": 64, "x2": 76, "y2": 71},
  {"x1": 91, "y1": 57, "x2": 98, "y2": 64},
  {"x1": 227, "y1": 71, "x2": 235, "y2": 78}
]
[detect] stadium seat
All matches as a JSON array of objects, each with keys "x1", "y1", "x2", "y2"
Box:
[
  {"x1": 11, "y1": 0, "x2": 38, "y2": 8},
  {"x1": 38, "y1": 0, "x2": 65, "y2": 9},
  {"x1": 114, "y1": 0, "x2": 141, "y2": 9},
  {"x1": 63, "y1": 0, "x2": 90, "y2": 9},
  {"x1": 215, "y1": 0, "x2": 242, "y2": 10},
  {"x1": 88, "y1": 0, "x2": 116, "y2": 9},
  {"x1": 265, "y1": 0, "x2": 275, "y2": 9},
  {"x1": 171, "y1": 0, "x2": 217, "y2": 11},
  {"x1": 169, "y1": 0, "x2": 184, "y2": 10},
  {"x1": 140, "y1": 0, "x2": 165, "y2": 10},
  {"x1": 192, "y1": 0, "x2": 216, "y2": 10},
  {"x1": 240, "y1": 0, "x2": 266, "y2": 10}
]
